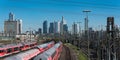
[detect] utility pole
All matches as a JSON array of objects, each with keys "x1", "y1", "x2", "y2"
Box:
[
  {"x1": 106, "y1": 17, "x2": 116, "y2": 60},
  {"x1": 83, "y1": 10, "x2": 91, "y2": 60}
]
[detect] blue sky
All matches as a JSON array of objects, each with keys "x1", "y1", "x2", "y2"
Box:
[{"x1": 0, "y1": 0, "x2": 120, "y2": 32}]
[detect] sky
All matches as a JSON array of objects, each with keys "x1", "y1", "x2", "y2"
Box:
[{"x1": 0, "y1": 0, "x2": 120, "y2": 32}]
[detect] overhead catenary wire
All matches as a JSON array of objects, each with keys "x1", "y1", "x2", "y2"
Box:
[
  {"x1": 9, "y1": 0, "x2": 120, "y2": 10},
  {"x1": 2, "y1": 0, "x2": 120, "y2": 17},
  {"x1": 51, "y1": 0, "x2": 119, "y2": 8}
]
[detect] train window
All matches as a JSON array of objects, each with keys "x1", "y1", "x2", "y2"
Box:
[
  {"x1": 30, "y1": 44, "x2": 33, "y2": 47},
  {"x1": 14, "y1": 47, "x2": 19, "y2": 51},
  {"x1": 7, "y1": 48, "x2": 12, "y2": 53},
  {"x1": 20, "y1": 46, "x2": 24, "y2": 48},
  {"x1": 26, "y1": 45, "x2": 29, "y2": 47},
  {"x1": 0, "y1": 50, "x2": 4, "y2": 53}
]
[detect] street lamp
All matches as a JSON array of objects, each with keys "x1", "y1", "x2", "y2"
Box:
[
  {"x1": 83, "y1": 10, "x2": 91, "y2": 60},
  {"x1": 83, "y1": 10, "x2": 91, "y2": 31}
]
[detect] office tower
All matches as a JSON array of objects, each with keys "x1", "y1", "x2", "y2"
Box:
[
  {"x1": 72, "y1": 22, "x2": 78, "y2": 34},
  {"x1": 49, "y1": 22, "x2": 54, "y2": 33},
  {"x1": 38, "y1": 28, "x2": 42, "y2": 34},
  {"x1": 18, "y1": 19, "x2": 22, "y2": 34},
  {"x1": 4, "y1": 12, "x2": 22, "y2": 36},
  {"x1": 54, "y1": 21, "x2": 60, "y2": 33},
  {"x1": 60, "y1": 16, "x2": 66, "y2": 34},
  {"x1": 43, "y1": 20, "x2": 48, "y2": 34},
  {"x1": 9, "y1": 12, "x2": 14, "y2": 21},
  {"x1": 63, "y1": 24, "x2": 68, "y2": 33}
]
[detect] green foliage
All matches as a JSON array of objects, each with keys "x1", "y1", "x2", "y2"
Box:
[{"x1": 65, "y1": 43, "x2": 88, "y2": 60}]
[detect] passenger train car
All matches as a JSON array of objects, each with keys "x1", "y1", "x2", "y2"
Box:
[
  {"x1": 4, "y1": 49, "x2": 40, "y2": 60},
  {"x1": 0, "y1": 41, "x2": 37, "y2": 57},
  {"x1": 33, "y1": 41, "x2": 63, "y2": 60},
  {"x1": 4, "y1": 41, "x2": 55, "y2": 60},
  {"x1": 36, "y1": 41, "x2": 54, "y2": 53}
]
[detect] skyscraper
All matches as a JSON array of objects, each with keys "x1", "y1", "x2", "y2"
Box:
[
  {"x1": 9, "y1": 12, "x2": 14, "y2": 21},
  {"x1": 63, "y1": 24, "x2": 68, "y2": 33},
  {"x1": 43, "y1": 20, "x2": 48, "y2": 34},
  {"x1": 38, "y1": 28, "x2": 42, "y2": 34},
  {"x1": 4, "y1": 12, "x2": 22, "y2": 36},
  {"x1": 60, "y1": 16, "x2": 66, "y2": 34},
  {"x1": 49, "y1": 22, "x2": 54, "y2": 33},
  {"x1": 18, "y1": 19, "x2": 22, "y2": 34},
  {"x1": 72, "y1": 22, "x2": 78, "y2": 34},
  {"x1": 54, "y1": 21, "x2": 60, "y2": 33}
]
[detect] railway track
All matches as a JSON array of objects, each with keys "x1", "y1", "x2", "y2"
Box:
[
  {"x1": 59, "y1": 45, "x2": 73, "y2": 60},
  {"x1": 64, "y1": 45, "x2": 72, "y2": 60}
]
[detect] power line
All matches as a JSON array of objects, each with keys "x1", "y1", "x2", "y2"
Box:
[
  {"x1": 2, "y1": 0, "x2": 120, "y2": 17},
  {"x1": 3, "y1": 5, "x2": 120, "y2": 17},
  {"x1": 16, "y1": 0, "x2": 116, "y2": 7},
  {"x1": 10, "y1": 0, "x2": 120, "y2": 10},
  {"x1": 51, "y1": 0, "x2": 119, "y2": 8}
]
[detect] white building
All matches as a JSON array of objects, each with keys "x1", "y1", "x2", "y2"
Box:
[
  {"x1": 72, "y1": 22, "x2": 79, "y2": 34},
  {"x1": 16, "y1": 34, "x2": 35, "y2": 41},
  {"x1": 18, "y1": 19, "x2": 22, "y2": 34},
  {"x1": 4, "y1": 12, "x2": 22, "y2": 36},
  {"x1": 54, "y1": 21, "x2": 60, "y2": 33},
  {"x1": 60, "y1": 16, "x2": 66, "y2": 34}
]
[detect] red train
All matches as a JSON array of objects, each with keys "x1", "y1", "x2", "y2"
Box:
[
  {"x1": 4, "y1": 41, "x2": 55, "y2": 60},
  {"x1": 33, "y1": 41, "x2": 63, "y2": 60},
  {"x1": 36, "y1": 41, "x2": 55, "y2": 53},
  {"x1": 0, "y1": 41, "x2": 37, "y2": 57}
]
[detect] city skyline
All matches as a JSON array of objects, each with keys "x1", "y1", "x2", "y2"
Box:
[{"x1": 0, "y1": 0, "x2": 120, "y2": 32}]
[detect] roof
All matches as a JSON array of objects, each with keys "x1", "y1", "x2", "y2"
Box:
[
  {"x1": 37, "y1": 43, "x2": 48, "y2": 48},
  {"x1": 5, "y1": 49, "x2": 39, "y2": 60},
  {"x1": 33, "y1": 47, "x2": 56, "y2": 60},
  {"x1": 33, "y1": 42, "x2": 62, "y2": 60},
  {"x1": 47, "y1": 41, "x2": 54, "y2": 44},
  {"x1": 37, "y1": 41, "x2": 54, "y2": 48},
  {"x1": 0, "y1": 43, "x2": 23, "y2": 49}
]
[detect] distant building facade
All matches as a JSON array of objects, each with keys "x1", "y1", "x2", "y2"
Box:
[
  {"x1": 36, "y1": 28, "x2": 42, "y2": 34},
  {"x1": 72, "y1": 22, "x2": 79, "y2": 34},
  {"x1": 43, "y1": 20, "x2": 48, "y2": 34},
  {"x1": 54, "y1": 21, "x2": 60, "y2": 33},
  {"x1": 60, "y1": 16, "x2": 67, "y2": 34},
  {"x1": 63, "y1": 24, "x2": 68, "y2": 33},
  {"x1": 4, "y1": 12, "x2": 22, "y2": 36},
  {"x1": 49, "y1": 22, "x2": 54, "y2": 33},
  {"x1": 38, "y1": 28, "x2": 42, "y2": 34}
]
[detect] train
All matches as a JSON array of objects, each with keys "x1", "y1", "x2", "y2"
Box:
[
  {"x1": 33, "y1": 41, "x2": 63, "y2": 60},
  {"x1": 0, "y1": 41, "x2": 37, "y2": 57},
  {"x1": 4, "y1": 41, "x2": 55, "y2": 60},
  {"x1": 37, "y1": 41, "x2": 55, "y2": 53}
]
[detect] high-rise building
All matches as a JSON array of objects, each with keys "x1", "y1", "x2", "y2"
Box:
[
  {"x1": 9, "y1": 12, "x2": 14, "y2": 21},
  {"x1": 35, "y1": 28, "x2": 42, "y2": 34},
  {"x1": 49, "y1": 22, "x2": 54, "y2": 33},
  {"x1": 38, "y1": 28, "x2": 42, "y2": 34},
  {"x1": 60, "y1": 16, "x2": 66, "y2": 34},
  {"x1": 43, "y1": 20, "x2": 48, "y2": 34},
  {"x1": 72, "y1": 22, "x2": 79, "y2": 34},
  {"x1": 63, "y1": 24, "x2": 68, "y2": 33},
  {"x1": 54, "y1": 21, "x2": 60, "y2": 33},
  {"x1": 18, "y1": 19, "x2": 22, "y2": 34},
  {"x1": 4, "y1": 12, "x2": 22, "y2": 36}
]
